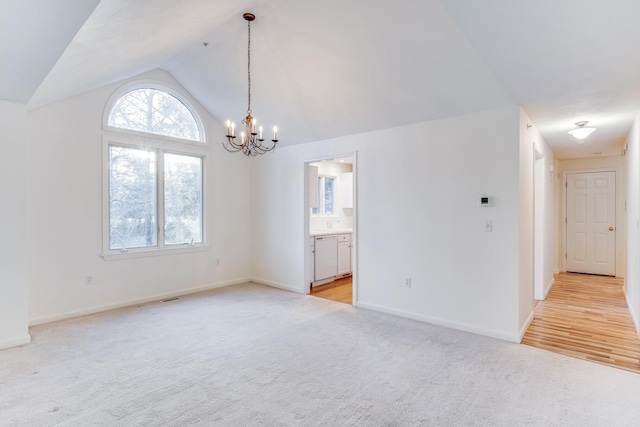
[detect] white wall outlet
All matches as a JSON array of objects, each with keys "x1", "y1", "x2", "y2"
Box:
[
  {"x1": 405, "y1": 278, "x2": 412, "y2": 288},
  {"x1": 484, "y1": 220, "x2": 493, "y2": 232},
  {"x1": 85, "y1": 275, "x2": 93, "y2": 286}
]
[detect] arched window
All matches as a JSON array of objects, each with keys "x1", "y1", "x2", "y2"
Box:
[
  {"x1": 108, "y1": 88, "x2": 202, "y2": 141},
  {"x1": 102, "y1": 84, "x2": 207, "y2": 259}
]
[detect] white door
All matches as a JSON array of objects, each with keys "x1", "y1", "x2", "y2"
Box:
[{"x1": 566, "y1": 171, "x2": 616, "y2": 276}]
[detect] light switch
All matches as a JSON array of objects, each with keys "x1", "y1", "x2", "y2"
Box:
[{"x1": 484, "y1": 220, "x2": 493, "y2": 232}]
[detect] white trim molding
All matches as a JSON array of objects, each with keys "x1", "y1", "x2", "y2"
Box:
[
  {"x1": 0, "y1": 334, "x2": 31, "y2": 351},
  {"x1": 29, "y1": 278, "x2": 250, "y2": 327},
  {"x1": 251, "y1": 278, "x2": 302, "y2": 294},
  {"x1": 623, "y1": 286, "x2": 640, "y2": 339},
  {"x1": 358, "y1": 300, "x2": 523, "y2": 343}
]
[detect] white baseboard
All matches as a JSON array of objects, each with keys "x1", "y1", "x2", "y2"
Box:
[
  {"x1": 250, "y1": 277, "x2": 302, "y2": 294},
  {"x1": 543, "y1": 277, "x2": 555, "y2": 299},
  {"x1": 357, "y1": 301, "x2": 521, "y2": 343},
  {"x1": 0, "y1": 334, "x2": 31, "y2": 351},
  {"x1": 29, "y1": 277, "x2": 250, "y2": 327},
  {"x1": 519, "y1": 310, "x2": 535, "y2": 343},
  {"x1": 623, "y1": 286, "x2": 640, "y2": 339}
]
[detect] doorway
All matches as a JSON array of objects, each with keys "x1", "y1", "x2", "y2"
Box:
[
  {"x1": 565, "y1": 171, "x2": 616, "y2": 276},
  {"x1": 310, "y1": 276, "x2": 352, "y2": 304},
  {"x1": 303, "y1": 153, "x2": 357, "y2": 305}
]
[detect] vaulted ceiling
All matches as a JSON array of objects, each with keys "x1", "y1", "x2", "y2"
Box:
[{"x1": 3, "y1": 0, "x2": 640, "y2": 159}]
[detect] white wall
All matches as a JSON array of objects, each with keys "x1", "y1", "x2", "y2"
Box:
[
  {"x1": 625, "y1": 112, "x2": 640, "y2": 334},
  {"x1": 252, "y1": 106, "x2": 528, "y2": 342},
  {"x1": 518, "y1": 109, "x2": 535, "y2": 334},
  {"x1": 556, "y1": 155, "x2": 627, "y2": 278},
  {"x1": 553, "y1": 156, "x2": 562, "y2": 274},
  {"x1": 521, "y1": 111, "x2": 555, "y2": 300},
  {"x1": 0, "y1": 101, "x2": 30, "y2": 349},
  {"x1": 26, "y1": 69, "x2": 252, "y2": 324}
]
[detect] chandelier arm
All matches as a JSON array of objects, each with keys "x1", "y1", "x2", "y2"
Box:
[{"x1": 222, "y1": 139, "x2": 243, "y2": 152}]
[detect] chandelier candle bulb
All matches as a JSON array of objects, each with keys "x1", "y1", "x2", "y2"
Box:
[
  {"x1": 252, "y1": 118, "x2": 256, "y2": 134},
  {"x1": 241, "y1": 131, "x2": 246, "y2": 145},
  {"x1": 273, "y1": 126, "x2": 278, "y2": 141},
  {"x1": 259, "y1": 126, "x2": 263, "y2": 140},
  {"x1": 226, "y1": 120, "x2": 231, "y2": 136},
  {"x1": 231, "y1": 122, "x2": 235, "y2": 137}
]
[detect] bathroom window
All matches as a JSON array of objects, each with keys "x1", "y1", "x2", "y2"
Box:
[{"x1": 312, "y1": 175, "x2": 335, "y2": 216}]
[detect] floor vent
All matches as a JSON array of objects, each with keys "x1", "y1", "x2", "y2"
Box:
[{"x1": 161, "y1": 297, "x2": 181, "y2": 303}]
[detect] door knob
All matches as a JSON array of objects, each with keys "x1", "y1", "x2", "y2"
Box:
[{"x1": 609, "y1": 226, "x2": 615, "y2": 231}]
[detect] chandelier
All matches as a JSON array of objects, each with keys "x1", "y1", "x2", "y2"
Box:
[
  {"x1": 223, "y1": 13, "x2": 278, "y2": 156},
  {"x1": 568, "y1": 121, "x2": 596, "y2": 141}
]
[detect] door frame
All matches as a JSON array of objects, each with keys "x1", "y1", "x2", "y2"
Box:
[
  {"x1": 533, "y1": 142, "x2": 545, "y2": 300},
  {"x1": 562, "y1": 167, "x2": 621, "y2": 276},
  {"x1": 302, "y1": 151, "x2": 358, "y2": 305}
]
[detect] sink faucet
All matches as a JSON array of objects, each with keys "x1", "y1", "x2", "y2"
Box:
[{"x1": 327, "y1": 218, "x2": 340, "y2": 229}]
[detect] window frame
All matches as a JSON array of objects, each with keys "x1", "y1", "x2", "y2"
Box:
[
  {"x1": 102, "y1": 81, "x2": 209, "y2": 261},
  {"x1": 311, "y1": 174, "x2": 337, "y2": 217},
  {"x1": 103, "y1": 80, "x2": 207, "y2": 146}
]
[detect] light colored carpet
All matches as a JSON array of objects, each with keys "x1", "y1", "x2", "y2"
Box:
[{"x1": 2, "y1": 283, "x2": 640, "y2": 426}]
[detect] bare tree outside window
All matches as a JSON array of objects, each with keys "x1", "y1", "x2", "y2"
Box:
[
  {"x1": 311, "y1": 175, "x2": 335, "y2": 216},
  {"x1": 109, "y1": 146, "x2": 157, "y2": 249},
  {"x1": 164, "y1": 153, "x2": 203, "y2": 245},
  {"x1": 109, "y1": 89, "x2": 201, "y2": 141}
]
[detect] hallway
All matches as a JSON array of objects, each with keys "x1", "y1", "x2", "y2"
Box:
[{"x1": 523, "y1": 273, "x2": 640, "y2": 374}]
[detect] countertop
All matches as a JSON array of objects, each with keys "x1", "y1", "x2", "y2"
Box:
[{"x1": 310, "y1": 229, "x2": 353, "y2": 237}]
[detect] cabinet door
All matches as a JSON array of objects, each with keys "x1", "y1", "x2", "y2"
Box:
[
  {"x1": 341, "y1": 172, "x2": 353, "y2": 208},
  {"x1": 309, "y1": 165, "x2": 319, "y2": 208},
  {"x1": 337, "y1": 241, "x2": 351, "y2": 275},
  {"x1": 309, "y1": 238, "x2": 315, "y2": 285},
  {"x1": 315, "y1": 236, "x2": 338, "y2": 281}
]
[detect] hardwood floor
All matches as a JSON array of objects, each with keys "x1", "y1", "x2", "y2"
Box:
[
  {"x1": 310, "y1": 276, "x2": 352, "y2": 304},
  {"x1": 522, "y1": 273, "x2": 640, "y2": 374}
]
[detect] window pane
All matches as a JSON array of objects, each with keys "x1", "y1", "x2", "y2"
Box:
[
  {"x1": 109, "y1": 146, "x2": 157, "y2": 249},
  {"x1": 108, "y1": 88, "x2": 201, "y2": 141},
  {"x1": 311, "y1": 176, "x2": 321, "y2": 215},
  {"x1": 325, "y1": 177, "x2": 334, "y2": 215},
  {"x1": 164, "y1": 153, "x2": 203, "y2": 245}
]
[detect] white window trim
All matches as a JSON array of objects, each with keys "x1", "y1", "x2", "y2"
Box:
[
  {"x1": 102, "y1": 79, "x2": 207, "y2": 145},
  {"x1": 102, "y1": 243, "x2": 210, "y2": 262},
  {"x1": 102, "y1": 134, "x2": 209, "y2": 261},
  {"x1": 102, "y1": 81, "x2": 209, "y2": 261}
]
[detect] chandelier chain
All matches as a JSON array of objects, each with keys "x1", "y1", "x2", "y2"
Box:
[{"x1": 247, "y1": 18, "x2": 251, "y2": 115}]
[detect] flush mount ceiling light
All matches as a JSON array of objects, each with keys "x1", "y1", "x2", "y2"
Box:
[
  {"x1": 568, "y1": 121, "x2": 596, "y2": 141},
  {"x1": 223, "y1": 13, "x2": 279, "y2": 156}
]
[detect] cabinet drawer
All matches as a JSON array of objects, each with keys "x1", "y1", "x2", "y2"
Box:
[{"x1": 337, "y1": 234, "x2": 351, "y2": 242}]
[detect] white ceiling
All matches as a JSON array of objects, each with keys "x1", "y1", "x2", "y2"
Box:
[
  {"x1": 0, "y1": 0, "x2": 101, "y2": 103},
  {"x1": 3, "y1": 0, "x2": 640, "y2": 159}
]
